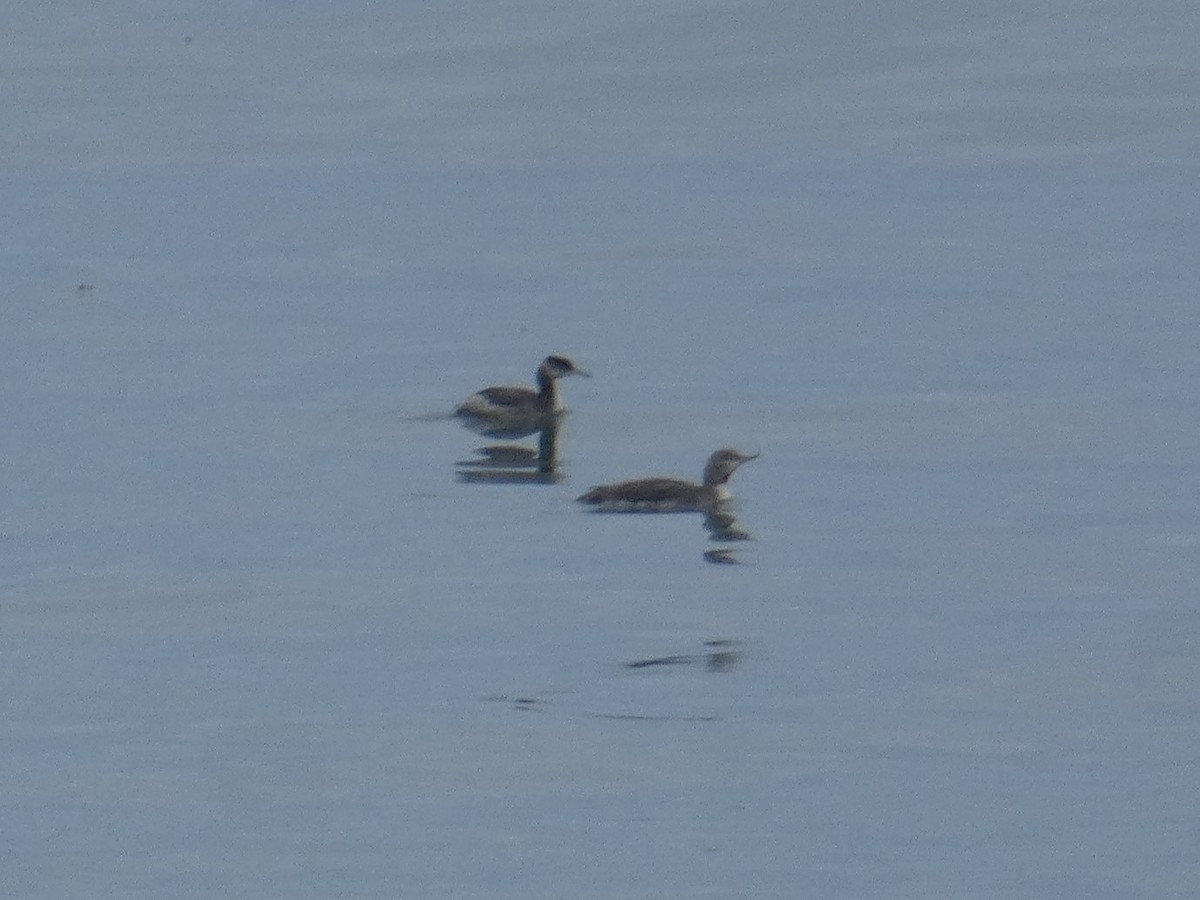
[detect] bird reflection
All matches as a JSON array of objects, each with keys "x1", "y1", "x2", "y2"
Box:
[
  {"x1": 456, "y1": 417, "x2": 564, "y2": 485},
  {"x1": 703, "y1": 499, "x2": 753, "y2": 542},
  {"x1": 698, "y1": 501, "x2": 754, "y2": 563},
  {"x1": 455, "y1": 408, "x2": 566, "y2": 441},
  {"x1": 624, "y1": 639, "x2": 744, "y2": 673},
  {"x1": 702, "y1": 547, "x2": 741, "y2": 565}
]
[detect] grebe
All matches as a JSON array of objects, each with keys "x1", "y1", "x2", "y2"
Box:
[
  {"x1": 455, "y1": 355, "x2": 589, "y2": 434},
  {"x1": 576, "y1": 448, "x2": 758, "y2": 512}
]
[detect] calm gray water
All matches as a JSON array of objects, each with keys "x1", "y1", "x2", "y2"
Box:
[{"x1": 4, "y1": 2, "x2": 1199, "y2": 897}]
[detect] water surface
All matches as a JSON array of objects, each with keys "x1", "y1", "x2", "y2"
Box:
[{"x1": 3, "y1": 2, "x2": 1199, "y2": 897}]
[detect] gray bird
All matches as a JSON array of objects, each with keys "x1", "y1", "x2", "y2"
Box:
[{"x1": 576, "y1": 448, "x2": 759, "y2": 512}]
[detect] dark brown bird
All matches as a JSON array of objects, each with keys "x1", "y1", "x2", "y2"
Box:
[{"x1": 455, "y1": 354, "x2": 589, "y2": 436}]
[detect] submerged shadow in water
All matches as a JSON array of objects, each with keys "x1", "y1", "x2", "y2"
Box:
[{"x1": 455, "y1": 418, "x2": 564, "y2": 485}]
